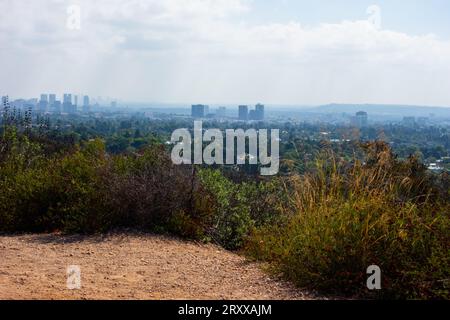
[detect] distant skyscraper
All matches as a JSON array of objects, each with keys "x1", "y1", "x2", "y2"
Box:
[
  {"x1": 111, "y1": 101, "x2": 117, "y2": 108},
  {"x1": 49, "y1": 94, "x2": 56, "y2": 105},
  {"x1": 255, "y1": 103, "x2": 265, "y2": 120},
  {"x1": 63, "y1": 94, "x2": 72, "y2": 104},
  {"x1": 39, "y1": 94, "x2": 49, "y2": 113},
  {"x1": 191, "y1": 104, "x2": 207, "y2": 118},
  {"x1": 48, "y1": 94, "x2": 56, "y2": 113},
  {"x1": 238, "y1": 105, "x2": 248, "y2": 121},
  {"x1": 354, "y1": 111, "x2": 368, "y2": 127},
  {"x1": 74, "y1": 95, "x2": 78, "y2": 106},
  {"x1": 82, "y1": 95, "x2": 90, "y2": 113},
  {"x1": 63, "y1": 94, "x2": 74, "y2": 113}
]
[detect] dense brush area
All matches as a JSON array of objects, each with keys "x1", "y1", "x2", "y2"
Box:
[{"x1": 1, "y1": 126, "x2": 449, "y2": 299}]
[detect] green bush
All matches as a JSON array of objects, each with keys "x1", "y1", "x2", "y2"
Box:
[
  {"x1": 0, "y1": 131, "x2": 215, "y2": 237},
  {"x1": 0, "y1": 136, "x2": 112, "y2": 232},
  {"x1": 198, "y1": 169, "x2": 253, "y2": 249},
  {"x1": 246, "y1": 143, "x2": 450, "y2": 299},
  {"x1": 2, "y1": 128, "x2": 448, "y2": 299},
  {"x1": 197, "y1": 169, "x2": 286, "y2": 249}
]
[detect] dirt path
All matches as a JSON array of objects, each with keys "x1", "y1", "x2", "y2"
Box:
[{"x1": 0, "y1": 233, "x2": 312, "y2": 300}]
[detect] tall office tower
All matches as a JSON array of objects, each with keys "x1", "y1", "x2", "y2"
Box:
[
  {"x1": 255, "y1": 103, "x2": 265, "y2": 120},
  {"x1": 216, "y1": 107, "x2": 226, "y2": 118},
  {"x1": 48, "y1": 94, "x2": 56, "y2": 113},
  {"x1": 238, "y1": 105, "x2": 248, "y2": 121},
  {"x1": 63, "y1": 94, "x2": 73, "y2": 113},
  {"x1": 355, "y1": 111, "x2": 368, "y2": 127},
  {"x1": 74, "y1": 95, "x2": 78, "y2": 106},
  {"x1": 49, "y1": 94, "x2": 56, "y2": 105},
  {"x1": 63, "y1": 94, "x2": 72, "y2": 104},
  {"x1": 191, "y1": 104, "x2": 207, "y2": 118},
  {"x1": 39, "y1": 94, "x2": 49, "y2": 113},
  {"x1": 82, "y1": 95, "x2": 90, "y2": 113},
  {"x1": 48, "y1": 94, "x2": 56, "y2": 106}
]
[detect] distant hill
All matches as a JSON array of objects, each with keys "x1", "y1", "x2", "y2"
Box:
[{"x1": 310, "y1": 104, "x2": 450, "y2": 117}]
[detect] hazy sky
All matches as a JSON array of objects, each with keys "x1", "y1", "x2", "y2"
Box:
[{"x1": 1, "y1": 0, "x2": 450, "y2": 106}]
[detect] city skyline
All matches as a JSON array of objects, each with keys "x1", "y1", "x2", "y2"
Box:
[{"x1": 5, "y1": 92, "x2": 450, "y2": 113}]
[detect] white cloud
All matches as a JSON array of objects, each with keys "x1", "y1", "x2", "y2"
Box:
[{"x1": 1, "y1": 0, "x2": 450, "y2": 106}]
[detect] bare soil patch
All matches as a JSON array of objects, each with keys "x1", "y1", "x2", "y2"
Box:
[{"x1": 0, "y1": 233, "x2": 313, "y2": 300}]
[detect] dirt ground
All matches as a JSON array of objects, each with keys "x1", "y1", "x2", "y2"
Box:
[{"x1": 0, "y1": 233, "x2": 314, "y2": 300}]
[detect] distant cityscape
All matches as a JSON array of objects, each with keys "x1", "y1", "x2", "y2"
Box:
[
  {"x1": 1, "y1": 94, "x2": 267, "y2": 122},
  {"x1": 2, "y1": 93, "x2": 450, "y2": 129},
  {"x1": 0, "y1": 94, "x2": 374, "y2": 127},
  {"x1": 0, "y1": 93, "x2": 119, "y2": 115},
  {"x1": 2, "y1": 92, "x2": 450, "y2": 173},
  {"x1": 191, "y1": 103, "x2": 265, "y2": 121}
]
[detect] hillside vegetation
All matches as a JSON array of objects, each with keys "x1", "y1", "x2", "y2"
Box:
[{"x1": 1, "y1": 125, "x2": 449, "y2": 299}]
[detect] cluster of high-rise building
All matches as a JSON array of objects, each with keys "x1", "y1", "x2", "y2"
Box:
[
  {"x1": 238, "y1": 104, "x2": 265, "y2": 121},
  {"x1": 46, "y1": 93, "x2": 91, "y2": 114},
  {"x1": 1, "y1": 93, "x2": 92, "y2": 115},
  {"x1": 191, "y1": 103, "x2": 265, "y2": 121}
]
